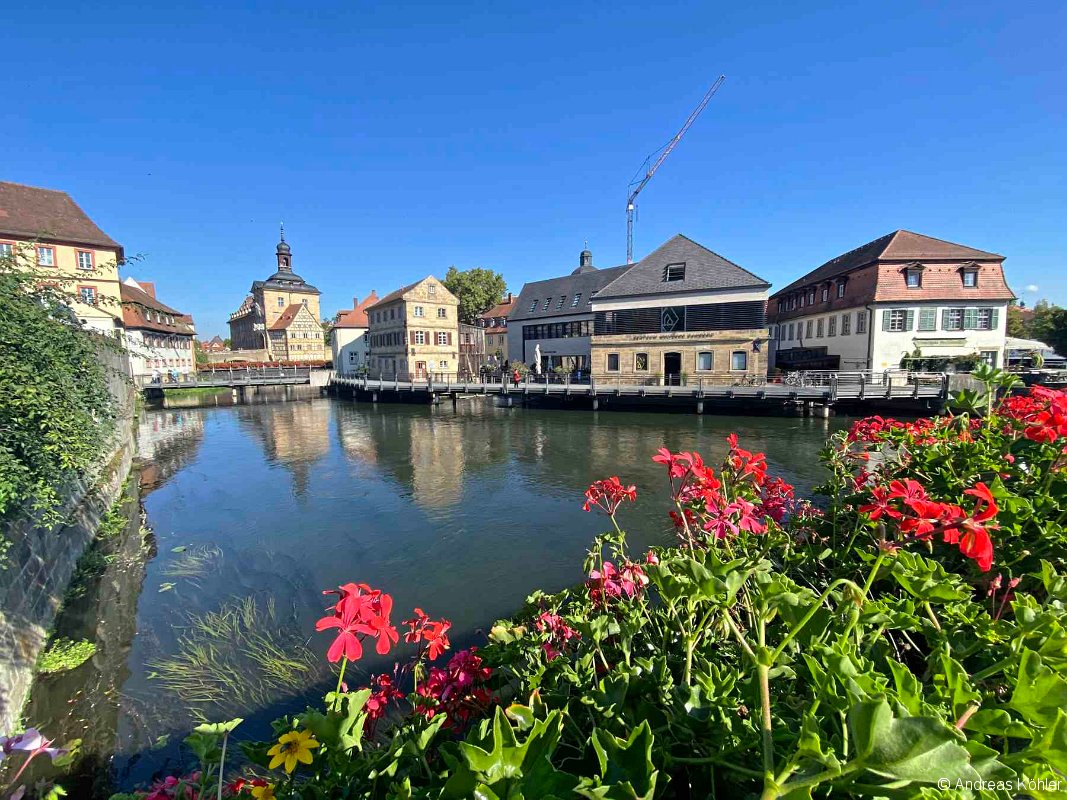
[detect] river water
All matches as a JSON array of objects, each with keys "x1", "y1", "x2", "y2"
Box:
[{"x1": 27, "y1": 395, "x2": 849, "y2": 791}]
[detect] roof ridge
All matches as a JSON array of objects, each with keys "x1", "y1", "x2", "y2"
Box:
[
  {"x1": 0, "y1": 180, "x2": 70, "y2": 194},
  {"x1": 888, "y1": 229, "x2": 1003, "y2": 259}
]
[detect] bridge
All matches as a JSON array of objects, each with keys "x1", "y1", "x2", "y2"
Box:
[
  {"x1": 138, "y1": 366, "x2": 325, "y2": 392},
  {"x1": 330, "y1": 370, "x2": 950, "y2": 413}
]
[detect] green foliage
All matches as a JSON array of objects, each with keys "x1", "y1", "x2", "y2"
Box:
[
  {"x1": 37, "y1": 637, "x2": 97, "y2": 673},
  {"x1": 442, "y1": 265, "x2": 507, "y2": 324},
  {"x1": 0, "y1": 244, "x2": 117, "y2": 523}
]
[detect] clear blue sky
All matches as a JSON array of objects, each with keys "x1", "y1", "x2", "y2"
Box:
[{"x1": 4, "y1": 1, "x2": 1064, "y2": 336}]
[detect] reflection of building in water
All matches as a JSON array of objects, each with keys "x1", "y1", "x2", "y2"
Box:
[
  {"x1": 407, "y1": 417, "x2": 465, "y2": 509},
  {"x1": 332, "y1": 405, "x2": 379, "y2": 466},
  {"x1": 137, "y1": 409, "x2": 206, "y2": 494},
  {"x1": 239, "y1": 400, "x2": 331, "y2": 497}
]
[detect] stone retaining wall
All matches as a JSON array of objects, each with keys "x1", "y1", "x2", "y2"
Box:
[{"x1": 0, "y1": 341, "x2": 136, "y2": 734}]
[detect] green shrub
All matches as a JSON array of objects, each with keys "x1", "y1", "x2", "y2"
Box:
[{"x1": 0, "y1": 245, "x2": 117, "y2": 524}]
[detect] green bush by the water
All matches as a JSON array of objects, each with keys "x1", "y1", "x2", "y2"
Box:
[{"x1": 0, "y1": 245, "x2": 117, "y2": 525}]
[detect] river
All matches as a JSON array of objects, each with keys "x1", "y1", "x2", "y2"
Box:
[{"x1": 27, "y1": 394, "x2": 850, "y2": 792}]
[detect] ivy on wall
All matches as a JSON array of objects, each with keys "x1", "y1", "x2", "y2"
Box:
[{"x1": 0, "y1": 246, "x2": 117, "y2": 525}]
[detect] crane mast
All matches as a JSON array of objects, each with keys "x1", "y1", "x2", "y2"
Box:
[{"x1": 626, "y1": 75, "x2": 725, "y2": 263}]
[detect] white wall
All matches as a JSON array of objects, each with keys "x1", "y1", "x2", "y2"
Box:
[
  {"x1": 870, "y1": 302, "x2": 1008, "y2": 369},
  {"x1": 124, "y1": 329, "x2": 196, "y2": 378},
  {"x1": 331, "y1": 326, "x2": 369, "y2": 375},
  {"x1": 772, "y1": 306, "x2": 872, "y2": 370}
]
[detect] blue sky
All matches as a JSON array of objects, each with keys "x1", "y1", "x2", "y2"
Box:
[{"x1": 4, "y1": 1, "x2": 1064, "y2": 336}]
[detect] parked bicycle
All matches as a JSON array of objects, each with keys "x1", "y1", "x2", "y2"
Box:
[{"x1": 733, "y1": 375, "x2": 767, "y2": 387}]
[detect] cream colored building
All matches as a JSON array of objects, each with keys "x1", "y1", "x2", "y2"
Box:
[
  {"x1": 228, "y1": 230, "x2": 324, "y2": 361},
  {"x1": 366, "y1": 276, "x2": 460, "y2": 379},
  {"x1": 0, "y1": 181, "x2": 124, "y2": 334}
]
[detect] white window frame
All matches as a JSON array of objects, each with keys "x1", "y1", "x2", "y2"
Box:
[
  {"x1": 437, "y1": 307, "x2": 447, "y2": 319},
  {"x1": 414, "y1": 306, "x2": 424, "y2": 317},
  {"x1": 76, "y1": 250, "x2": 94, "y2": 270},
  {"x1": 696, "y1": 351, "x2": 714, "y2": 371},
  {"x1": 37, "y1": 246, "x2": 55, "y2": 266}
]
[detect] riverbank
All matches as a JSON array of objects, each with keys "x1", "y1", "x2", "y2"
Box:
[{"x1": 0, "y1": 408, "x2": 137, "y2": 735}]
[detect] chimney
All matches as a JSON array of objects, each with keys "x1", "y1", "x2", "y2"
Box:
[
  {"x1": 141, "y1": 281, "x2": 157, "y2": 298},
  {"x1": 353, "y1": 296, "x2": 359, "y2": 309},
  {"x1": 507, "y1": 291, "x2": 513, "y2": 302}
]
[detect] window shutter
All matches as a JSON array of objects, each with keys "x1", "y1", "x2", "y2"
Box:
[
  {"x1": 989, "y1": 308, "x2": 999, "y2": 329},
  {"x1": 963, "y1": 308, "x2": 978, "y2": 330},
  {"x1": 410, "y1": 330, "x2": 416, "y2": 345},
  {"x1": 447, "y1": 332, "x2": 452, "y2": 345},
  {"x1": 904, "y1": 310, "x2": 914, "y2": 331},
  {"x1": 882, "y1": 310, "x2": 892, "y2": 331},
  {"x1": 941, "y1": 309, "x2": 949, "y2": 330}
]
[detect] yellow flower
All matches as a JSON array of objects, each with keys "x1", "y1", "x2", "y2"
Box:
[
  {"x1": 250, "y1": 785, "x2": 276, "y2": 800},
  {"x1": 266, "y1": 729, "x2": 319, "y2": 773}
]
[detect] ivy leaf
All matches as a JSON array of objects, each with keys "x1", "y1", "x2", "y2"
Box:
[
  {"x1": 890, "y1": 552, "x2": 970, "y2": 603},
  {"x1": 1030, "y1": 709, "x2": 1067, "y2": 773},
  {"x1": 589, "y1": 720, "x2": 658, "y2": 800},
  {"x1": 848, "y1": 699, "x2": 983, "y2": 784},
  {"x1": 1010, "y1": 649, "x2": 1067, "y2": 727}
]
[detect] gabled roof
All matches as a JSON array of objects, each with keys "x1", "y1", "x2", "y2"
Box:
[
  {"x1": 269, "y1": 303, "x2": 319, "y2": 331},
  {"x1": 510, "y1": 264, "x2": 632, "y2": 322},
  {"x1": 365, "y1": 276, "x2": 457, "y2": 310},
  {"x1": 120, "y1": 279, "x2": 195, "y2": 335},
  {"x1": 771, "y1": 230, "x2": 1004, "y2": 298},
  {"x1": 334, "y1": 291, "x2": 379, "y2": 329},
  {"x1": 0, "y1": 181, "x2": 122, "y2": 252},
  {"x1": 479, "y1": 295, "x2": 517, "y2": 320},
  {"x1": 594, "y1": 234, "x2": 769, "y2": 300}
]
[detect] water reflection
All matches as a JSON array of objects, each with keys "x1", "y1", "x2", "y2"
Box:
[{"x1": 107, "y1": 396, "x2": 846, "y2": 789}]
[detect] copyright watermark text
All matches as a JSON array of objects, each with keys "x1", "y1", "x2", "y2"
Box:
[{"x1": 937, "y1": 777, "x2": 1065, "y2": 792}]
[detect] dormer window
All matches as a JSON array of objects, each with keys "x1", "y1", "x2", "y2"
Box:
[
  {"x1": 571, "y1": 293, "x2": 581, "y2": 307},
  {"x1": 904, "y1": 264, "x2": 924, "y2": 289},
  {"x1": 821, "y1": 286, "x2": 829, "y2": 302},
  {"x1": 807, "y1": 289, "x2": 816, "y2": 304},
  {"x1": 556, "y1": 296, "x2": 565, "y2": 310},
  {"x1": 529, "y1": 300, "x2": 538, "y2": 312},
  {"x1": 836, "y1": 280, "x2": 847, "y2": 298},
  {"x1": 663, "y1": 263, "x2": 686, "y2": 282},
  {"x1": 961, "y1": 266, "x2": 979, "y2": 288},
  {"x1": 542, "y1": 298, "x2": 551, "y2": 311}
]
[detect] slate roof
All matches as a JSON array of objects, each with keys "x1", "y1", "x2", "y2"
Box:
[
  {"x1": 594, "y1": 234, "x2": 769, "y2": 300},
  {"x1": 334, "y1": 291, "x2": 379, "y2": 329},
  {"x1": 0, "y1": 181, "x2": 122, "y2": 253},
  {"x1": 510, "y1": 264, "x2": 633, "y2": 322},
  {"x1": 771, "y1": 230, "x2": 1003, "y2": 298}
]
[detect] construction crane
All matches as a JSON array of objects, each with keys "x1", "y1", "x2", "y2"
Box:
[{"x1": 626, "y1": 75, "x2": 726, "y2": 263}]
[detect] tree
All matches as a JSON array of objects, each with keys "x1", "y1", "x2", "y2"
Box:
[
  {"x1": 442, "y1": 266, "x2": 507, "y2": 324},
  {"x1": 1006, "y1": 304, "x2": 1032, "y2": 338}
]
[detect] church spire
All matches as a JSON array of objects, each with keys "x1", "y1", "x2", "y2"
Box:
[{"x1": 276, "y1": 223, "x2": 292, "y2": 272}]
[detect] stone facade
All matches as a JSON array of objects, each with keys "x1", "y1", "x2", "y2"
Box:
[
  {"x1": 366, "y1": 276, "x2": 460, "y2": 379},
  {"x1": 591, "y1": 331, "x2": 764, "y2": 383}
]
